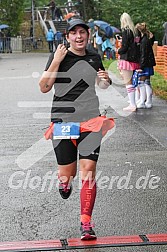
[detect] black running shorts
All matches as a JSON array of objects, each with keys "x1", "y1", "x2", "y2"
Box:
[{"x1": 52, "y1": 131, "x2": 102, "y2": 165}]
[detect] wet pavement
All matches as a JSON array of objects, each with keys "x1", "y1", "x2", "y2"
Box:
[{"x1": 0, "y1": 53, "x2": 167, "y2": 252}]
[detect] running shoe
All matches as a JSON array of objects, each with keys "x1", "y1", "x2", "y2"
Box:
[
  {"x1": 59, "y1": 183, "x2": 72, "y2": 199},
  {"x1": 80, "y1": 222, "x2": 97, "y2": 240}
]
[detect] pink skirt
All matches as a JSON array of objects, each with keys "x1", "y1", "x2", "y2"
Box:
[{"x1": 118, "y1": 60, "x2": 140, "y2": 71}]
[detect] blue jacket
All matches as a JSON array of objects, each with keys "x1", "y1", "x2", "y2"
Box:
[
  {"x1": 55, "y1": 31, "x2": 63, "y2": 40},
  {"x1": 46, "y1": 29, "x2": 54, "y2": 41},
  {"x1": 102, "y1": 38, "x2": 113, "y2": 51}
]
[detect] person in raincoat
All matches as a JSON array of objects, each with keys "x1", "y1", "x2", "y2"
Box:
[
  {"x1": 102, "y1": 37, "x2": 116, "y2": 60},
  {"x1": 46, "y1": 28, "x2": 54, "y2": 52}
]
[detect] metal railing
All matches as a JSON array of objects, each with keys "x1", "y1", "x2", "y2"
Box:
[
  {"x1": 0, "y1": 37, "x2": 14, "y2": 53},
  {"x1": 37, "y1": 10, "x2": 49, "y2": 36},
  {"x1": 22, "y1": 37, "x2": 44, "y2": 52},
  {"x1": 0, "y1": 36, "x2": 45, "y2": 53}
]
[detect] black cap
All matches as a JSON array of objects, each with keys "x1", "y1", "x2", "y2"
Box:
[{"x1": 66, "y1": 19, "x2": 89, "y2": 32}]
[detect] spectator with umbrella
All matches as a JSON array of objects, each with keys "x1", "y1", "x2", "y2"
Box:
[
  {"x1": 89, "y1": 20, "x2": 119, "y2": 59},
  {"x1": 93, "y1": 21, "x2": 115, "y2": 60},
  {"x1": 94, "y1": 20, "x2": 119, "y2": 38}
]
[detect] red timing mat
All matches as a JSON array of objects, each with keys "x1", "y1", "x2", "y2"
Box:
[{"x1": 0, "y1": 234, "x2": 167, "y2": 251}]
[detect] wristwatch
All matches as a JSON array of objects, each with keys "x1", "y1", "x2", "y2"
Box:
[{"x1": 109, "y1": 78, "x2": 112, "y2": 85}]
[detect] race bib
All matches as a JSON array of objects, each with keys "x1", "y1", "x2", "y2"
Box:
[{"x1": 53, "y1": 122, "x2": 80, "y2": 139}]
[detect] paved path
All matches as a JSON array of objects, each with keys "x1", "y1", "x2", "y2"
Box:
[{"x1": 0, "y1": 53, "x2": 167, "y2": 252}]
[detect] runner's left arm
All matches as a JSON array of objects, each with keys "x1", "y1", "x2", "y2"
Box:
[{"x1": 96, "y1": 68, "x2": 112, "y2": 89}]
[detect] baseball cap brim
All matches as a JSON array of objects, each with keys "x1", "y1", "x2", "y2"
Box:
[{"x1": 67, "y1": 19, "x2": 89, "y2": 32}]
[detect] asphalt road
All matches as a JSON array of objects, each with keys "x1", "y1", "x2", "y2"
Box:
[{"x1": 0, "y1": 53, "x2": 167, "y2": 252}]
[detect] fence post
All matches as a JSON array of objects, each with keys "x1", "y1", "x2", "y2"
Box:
[
  {"x1": 11, "y1": 37, "x2": 22, "y2": 52},
  {"x1": 153, "y1": 41, "x2": 158, "y2": 57}
]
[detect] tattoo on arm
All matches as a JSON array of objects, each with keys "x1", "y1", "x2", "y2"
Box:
[{"x1": 45, "y1": 83, "x2": 49, "y2": 88}]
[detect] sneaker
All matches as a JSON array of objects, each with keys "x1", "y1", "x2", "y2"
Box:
[
  {"x1": 80, "y1": 222, "x2": 97, "y2": 240},
  {"x1": 137, "y1": 102, "x2": 146, "y2": 109},
  {"x1": 59, "y1": 183, "x2": 72, "y2": 199},
  {"x1": 145, "y1": 103, "x2": 152, "y2": 109},
  {"x1": 123, "y1": 105, "x2": 136, "y2": 112}
]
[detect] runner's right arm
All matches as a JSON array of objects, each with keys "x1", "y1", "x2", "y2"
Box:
[{"x1": 39, "y1": 44, "x2": 68, "y2": 93}]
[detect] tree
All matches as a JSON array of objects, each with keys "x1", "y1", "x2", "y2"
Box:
[
  {"x1": 1, "y1": 0, "x2": 166, "y2": 43},
  {"x1": 28, "y1": 0, "x2": 167, "y2": 44},
  {"x1": 96, "y1": 0, "x2": 167, "y2": 44},
  {"x1": 0, "y1": 0, "x2": 25, "y2": 36}
]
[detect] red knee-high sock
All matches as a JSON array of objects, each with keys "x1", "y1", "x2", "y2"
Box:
[{"x1": 80, "y1": 180, "x2": 96, "y2": 223}]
